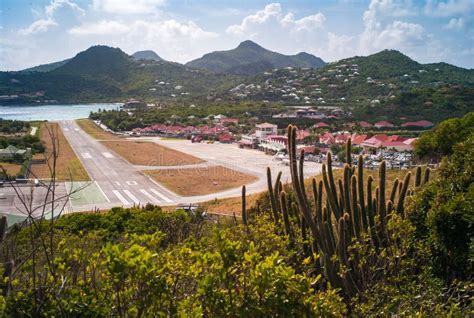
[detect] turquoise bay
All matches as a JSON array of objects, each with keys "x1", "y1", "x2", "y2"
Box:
[{"x1": 0, "y1": 103, "x2": 121, "y2": 121}]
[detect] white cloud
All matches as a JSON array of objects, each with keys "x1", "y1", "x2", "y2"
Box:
[
  {"x1": 281, "y1": 13, "x2": 326, "y2": 32},
  {"x1": 19, "y1": 0, "x2": 84, "y2": 35},
  {"x1": 226, "y1": 3, "x2": 325, "y2": 35},
  {"x1": 444, "y1": 17, "x2": 465, "y2": 30},
  {"x1": 360, "y1": 0, "x2": 428, "y2": 54},
  {"x1": 92, "y1": 0, "x2": 166, "y2": 15},
  {"x1": 69, "y1": 20, "x2": 130, "y2": 35},
  {"x1": 68, "y1": 19, "x2": 218, "y2": 62},
  {"x1": 19, "y1": 18, "x2": 58, "y2": 35},
  {"x1": 45, "y1": 0, "x2": 85, "y2": 17},
  {"x1": 424, "y1": 0, "x2": 474, "y2": 17}
]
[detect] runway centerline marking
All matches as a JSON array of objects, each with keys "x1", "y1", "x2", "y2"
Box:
[
  {"x1": 81, "y1": 152, "x2": 92, "y2": 159},
  {"x1": 112, "y1": 190, "x2": 129, "y2": 205},
  {"x1": 140, "y1": 189, "x2": 160, "y2": 204},
  {"x1": 126, "y1": 181, "x2": 138, "y2": 186},
  {"x1": 123, "y1": 190, "x2": 140, "y2": 205},
  {"x1": 102, "y1": 152, "x2": 114, "y2": 158},
  {"x1": 150, "y1": 188, "x2": 172, "y2": 203}
]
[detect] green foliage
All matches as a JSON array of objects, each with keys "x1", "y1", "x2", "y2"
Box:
[
  {"x1": 0, "y1": 209, "x2": 345, "y2": 316},
  {"x1": 408, "y1": 134, "x2": 474, "y2": 279},
  {"x1": 415, "y1": 111, "x2": 474, "y2": 160},
  {"x1": 90, "y1": 102, "x2": 285, "y2": 131}
]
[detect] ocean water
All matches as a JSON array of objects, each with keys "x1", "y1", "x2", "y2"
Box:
[{"x1": 0, "y1": 103, "x2": 121, "y2": 121}]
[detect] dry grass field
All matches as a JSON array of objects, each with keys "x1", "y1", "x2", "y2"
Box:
[
  {"x1": 0, "y1": 162, "x2": 22, "y2": 176},
  {"x1": 102, "y1": 140, "x2": 203, "y2": 166},
  {"x1": 76, "y1": 119, "x2": 118, "y2": 140},
  {"x1": 30, "y1": 123, "x2": 90, "y2": 181},
  {"x1": 145, "y1": 165, "x2": 257, "y2": 196},
  {"x1": 198, "y1": 166, "x2": 434, "y2": 216}
]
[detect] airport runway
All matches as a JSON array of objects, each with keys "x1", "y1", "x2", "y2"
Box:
[
  {"x1": 59, "y1": 120, "x2": 178, "y2": 211},
  {"x1": 0, "y1": 120, "x2": 322, "y2": 221}
]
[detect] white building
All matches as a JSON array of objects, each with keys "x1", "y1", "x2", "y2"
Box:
[{"x1": 255, "y1": 123, "x2": 278, "y2": 139}]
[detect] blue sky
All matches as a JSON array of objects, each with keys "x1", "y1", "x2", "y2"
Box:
[{"x1": 0, "y1": 0, "x2": 473, "y2": 70}]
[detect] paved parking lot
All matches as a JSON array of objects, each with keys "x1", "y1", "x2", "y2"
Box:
[{"x1": 143, "y1": 137, "x2": 323, "y2": 196}]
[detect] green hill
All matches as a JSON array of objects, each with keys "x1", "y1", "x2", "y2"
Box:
[
  {"x1": 0, "y1": 45, "x2": 241, "y2": 104},
  {"x1": 132, "y1": 50, "x2": 163, "y2": 61},
  {"x1": 186, "y1": 40, "x2": 326, "y2": 75},
  {"x1": 20, "y1": 59, "x2": 71, "y2": 73}
]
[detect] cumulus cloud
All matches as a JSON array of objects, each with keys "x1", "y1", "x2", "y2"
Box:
[
  {"x1": 69, "y1": 19, "x2": 217, "y2": 39},
  {"x1": 19, "y1": 18, "x2": 58, "y2": 35},
  {"x1": 226, "y1": 3, "x2": 325, "y2": 35},
  {"x1": 359, "y1": 0, "x2": 428, "y2": 54},
  {"x1": 424, "y1": 0, "x2": 474, "y2": 17},
  {"x1": 444, "y1": 17, "x2": 465, "y2": 30},
  {"x1": 92, "y1": 0, "x2": 166, "y2": 15},
  {"x1": 69, "y1": 20, "x2": 130, "y2": 35},
  {"x1": 69, "y1": 19, "x2": 218, "y2": 62},
  {"x1": 19, "y1": 0, "x2": 84, "y2": 35}
]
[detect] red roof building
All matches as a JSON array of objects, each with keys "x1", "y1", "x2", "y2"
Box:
[
  {"x1": 401, "y1": 120, "x2": 434, "y2": 128},
  {"x1": 296, "y1": 130, "x2": 311, "y2": 141},
  {"x1": 218, "y1": 133, "x2": 235, "y2": 143},
  {"x1": 374, "y1": 121, "x2": 395, "y2": 128},
  {"x1": 335, "y1": 132, "x2": 351, "y2": 144},
  {"x1": 314, "y1": 122, "x2": 330, "y2": 128},
  {"x1": 319, "y1": 132, "x2": 335, "y2": 145},
  {"x1": 358, "y1": 121, "x2": 373, "y2": 128},
  {"x1": 351, "y1": 133, "x2": 367, "y2": 145}
]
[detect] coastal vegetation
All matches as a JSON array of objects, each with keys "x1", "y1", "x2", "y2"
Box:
[{"x1": 0, "y1": 115, "x2": 471, "y2": 316}]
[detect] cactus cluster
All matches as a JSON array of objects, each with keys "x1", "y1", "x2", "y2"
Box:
[{"x1": 244, "y1": 124, "x2": 430, "y2": 299}]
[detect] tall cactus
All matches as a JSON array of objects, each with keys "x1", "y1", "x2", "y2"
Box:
[
  {"x1": 261, "y1": 124, "x2": 428, "y2": 299},
  {"x1": 241, "y1": 185, "x2": 247, "y2": 226},
  {"x1": 0, "y1": 216, "x2": 7, "y2": 243}
]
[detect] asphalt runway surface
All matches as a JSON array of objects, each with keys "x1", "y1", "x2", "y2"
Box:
[{"x1": 0, "y1": 120, "x2": 322, "y2": 221}]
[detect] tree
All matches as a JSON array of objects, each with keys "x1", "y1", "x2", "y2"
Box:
[{"x1": 415, "y1": 112, "x2": 474, "y2": 160}]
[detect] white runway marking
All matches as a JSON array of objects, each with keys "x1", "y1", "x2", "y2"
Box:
[
  {"x1": 95, "y1": 181, "x2": 110, "y2": 203},
  {"x1": 63, "y1": 128, "x2": 69, "y2": 131},
  {"x1": 81, "y1": 152, "x2": 92, "y2": 159},
  {"x1": 102, "y1": 152, "x2": 114, "y2": 158},
  {"x1": 150, "y1": 188, "x2": 172, "y2": 203},
  {"x1": 140, "y1": 189, "x2": 160, "y2": 204},
  {"x1": 126, "y1": 181, "x2": 138, "y2": 186},
  {"x1": 112, "y1": 190, "x2": 130, "y2": 205},
  {"x1": 74, "y1": 128, "x2": 79, "y2": 131},
  {"x1": 123, "y1": 190, "x2": 140, "y2": 205}
]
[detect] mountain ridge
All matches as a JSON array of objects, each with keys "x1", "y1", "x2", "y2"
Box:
[
  {"x1": 186, "y1": 40, "x2": 326, "y2": 75},
  {"x1": 132, "y1": 50, "x2": 163, "y2": 62}
]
